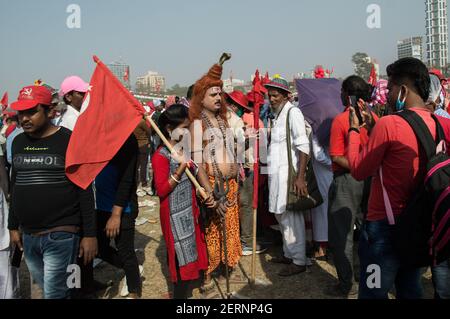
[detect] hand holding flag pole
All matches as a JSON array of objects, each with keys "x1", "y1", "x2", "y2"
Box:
[
  {"x1": 144, "y1": 114, "x2": 208, "y2": 201},
  {"x1": 66, "y1": 55, "x2": 207, "y2": 202}
]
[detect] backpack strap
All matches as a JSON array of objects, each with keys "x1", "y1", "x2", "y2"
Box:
[
  {"x1": 395, "y1": 109, "x2": 435, "y2": 159},
  {"x1": 285, "y1": 106, "x2": 294, "y2": 170},
  {"x1": 379, "y1": 167, "x2": 396, "y2": 225}
]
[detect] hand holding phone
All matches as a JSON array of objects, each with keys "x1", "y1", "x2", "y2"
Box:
[{"x1": 349, "y1": 96, "x2": 363, "y2": 125}]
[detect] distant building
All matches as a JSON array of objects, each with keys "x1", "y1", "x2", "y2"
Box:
[
  {"x1": 107, "y1": 61, "x2": 130, "y2": 89},
  {"x1": 426, "y1": 0, "x2": 448, "y2": 68},
  {"x1": 223, "y1": 78, "x2": 245, "y2": 93},
  {"x1": 397, "y1": 37, "x2": 423, "y2": 60},
  {"x1": 135, "y1": 71, "x2": 166, "y2": 94}
]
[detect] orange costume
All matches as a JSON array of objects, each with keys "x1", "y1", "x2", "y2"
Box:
[{"x1": 189, "y1": 55, "x2": 242, "y2": 274}]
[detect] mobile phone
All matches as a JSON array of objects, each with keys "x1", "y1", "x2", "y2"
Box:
[
  {"x1": 11, "y1": 245, "x2": 23, "y2": 268},
  {"x1": 349, "y1": 96, "x2": 363, "y2": 125}
]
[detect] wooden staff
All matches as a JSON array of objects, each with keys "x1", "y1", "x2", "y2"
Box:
[{"x1": 144, "y1": 114, "x2": 208, "y2": 201}]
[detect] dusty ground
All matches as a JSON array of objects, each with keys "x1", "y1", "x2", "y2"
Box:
[{"x1": 19, "y1": 194, "x2": 435, "y2": 299}]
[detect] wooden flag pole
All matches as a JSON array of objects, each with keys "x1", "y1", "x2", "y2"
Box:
[{"x1": 144, "y1": 114, "x2": 208, "y2": 201}]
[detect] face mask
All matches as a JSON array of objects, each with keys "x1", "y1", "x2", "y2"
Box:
[
  {"x1": 396, "y1": 89, "x2": 407, "y2": 111},
  {"x1": 437, "y1": 92, "x2": 445, "y2": 110}
]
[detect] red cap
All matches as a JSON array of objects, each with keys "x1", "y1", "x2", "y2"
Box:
[
  {"x1": 226, "y1": 90, "x2": 250, "y2": 110},
  {"x1": 11, "y1": 85, "x2": 52, "y2": 111}
]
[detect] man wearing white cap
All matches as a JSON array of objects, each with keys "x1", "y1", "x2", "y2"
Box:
[{"x1": 58, "y1": 76, "x2": 90, "y2": 131}]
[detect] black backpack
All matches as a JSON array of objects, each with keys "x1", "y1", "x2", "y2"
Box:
[{"x1": 381, "y1": 109, "x2": 450, "y2": 267}]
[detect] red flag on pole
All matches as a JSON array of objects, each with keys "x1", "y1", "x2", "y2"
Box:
[
  {"x1": 262, "y1": 72, "x2": 270, "y2": 85},
  {"x1": 368, "y1": 64, "x2": 377, "y2": 86},
  {"x1": 1, "y1": 92, "x2": 8, "y2": 111},
  {"x1": 252, "y1": 70, "x2": 265, "y2": 209},
  {"x1": 65, "y1": 55, "x2": 145, "y2": 189}
]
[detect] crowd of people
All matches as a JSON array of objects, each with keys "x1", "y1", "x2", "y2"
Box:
[{"x1": 0, "y1": 56, "x2": 449, "y2": 299}]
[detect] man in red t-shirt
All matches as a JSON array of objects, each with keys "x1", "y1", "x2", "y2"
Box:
[
  {"x1": 325, "y1": 76, "x2": 377, "y2": 297},
  {"x1": 347, "y1": 57, "x2": 439, "y2": 299}
]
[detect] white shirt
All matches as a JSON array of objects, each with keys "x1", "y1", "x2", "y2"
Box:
[
  {"x1": 0, "y1": 134, "x2": 5, "y2": 156},
  {"x1": 267, "y1": 102, "x2": 310, "y2": 214},
  {"x1": 0, "y1": 190, "x2": 9, "y2": 250},
  {"x1": 58, "y1": 105, "x2": 80, "y2": 131}
]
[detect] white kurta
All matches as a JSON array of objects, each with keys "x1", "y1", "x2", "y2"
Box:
[
  {"x1": 58, "y1": 105, "x2": 80, "y2": 131},
  {"x1": 310, "y1": 135, "x2": 333, "y2": 242},
  {"x1": 267, "y1": 102, "x2": 310, "y2": 214}
]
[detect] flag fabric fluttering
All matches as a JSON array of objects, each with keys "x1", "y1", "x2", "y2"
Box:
[
  {"x1": 1, "y1": 92, "x2": 8, "y2": 111},
  {"x1": 368, "y1": 64, "x2": 377, "y2": 86},
  {"x1": 251, "y1": 70, "x2": 265, "y2": 209},
  {"x1": 65, "y1": 55, "x2": 145, "y2": 189}
]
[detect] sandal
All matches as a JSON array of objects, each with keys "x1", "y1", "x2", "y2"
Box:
[{"x1": 278, "y1": 264, "x2": 307, "y2": 277}]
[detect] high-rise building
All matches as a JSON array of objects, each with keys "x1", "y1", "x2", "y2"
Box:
[
  {"x1": 107, "y1": 61, "x2": 131, "y2": 89},
  {"x1": 397, "y1": 37, "x2": 423, "y2": 60},
  {"x1": 135, "y1": 71, "x2": 166, "y2": 93},
  {"x1": 426, "y1": 0, "x2": 448, "y2": 69}
]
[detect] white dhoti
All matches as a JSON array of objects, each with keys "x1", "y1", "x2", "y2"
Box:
[
  {"x1": 310, "y1": 135, "x2": 333, "y2": 242},
  {"x1": 275, "y1": 211, "x2": 310, "y2": 266}
]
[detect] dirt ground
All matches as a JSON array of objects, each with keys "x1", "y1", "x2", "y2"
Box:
[{"x1": 19, "y1": 194, "x2": 435, "y2": 299}]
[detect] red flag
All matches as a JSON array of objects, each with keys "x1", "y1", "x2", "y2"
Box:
[
  {"x1": 1, "y1": 92, "x2": 8, "y2": 111},
  {"x1": 65, "y1": 55, "x2": 145, "y2": 189},
  {"x1": 368, "y1": 64, "x2": 377, "y2": 86},
  {"x1": 262, "y1": 72, "x2": 270, "y2": 85}
]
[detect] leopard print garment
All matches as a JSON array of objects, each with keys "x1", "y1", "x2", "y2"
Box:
[{"x1": 205, "y1": 176, "x2": 242, "y2": 274}]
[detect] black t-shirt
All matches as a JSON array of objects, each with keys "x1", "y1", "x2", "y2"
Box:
[{"x1": 8, "y1": 127, "x2": 96, "y2": 236}]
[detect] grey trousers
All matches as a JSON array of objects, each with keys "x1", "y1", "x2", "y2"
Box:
[
  {"x1": 239, "y1": 172, "x2": 254, "y2": 247},
  {"x1": 328, "y1": 173, "x2": 364, "y2": 290}
]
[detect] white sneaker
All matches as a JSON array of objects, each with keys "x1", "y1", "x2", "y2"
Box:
[{"x1": 120, "y1": 265, "x2": 144, "y2": 298}]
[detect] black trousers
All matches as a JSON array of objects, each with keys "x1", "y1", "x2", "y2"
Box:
[
  {"x1": 173, "y1": 258, "x2": 194, "y2": 299},
  {"x1": 136, "y1": 146, "x2": 149, "y2": 187},
  {"x1": 97, "y1": 210, "x2": 141, "y2": 294}
]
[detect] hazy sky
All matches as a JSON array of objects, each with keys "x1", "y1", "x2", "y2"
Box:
[{"x1": 1, "y1": 0, "x2": 448, "y2": 98}]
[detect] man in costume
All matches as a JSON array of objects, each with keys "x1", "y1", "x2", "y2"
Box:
[{"x1": 189, "y1": 54, "x2": 242, "y2": 292}]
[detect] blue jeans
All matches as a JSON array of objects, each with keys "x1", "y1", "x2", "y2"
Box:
[
  {"x1": 23, "y1": 232, "x2": 80, "y2": 299},
  {"x1": 358, "y1": 220, "x2": 423, "y2": 299},
  {"x1": 431, "y1": 259, "x2": 450, "y2": 299}
]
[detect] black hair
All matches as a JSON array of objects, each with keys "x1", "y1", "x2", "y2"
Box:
[
  {"x1": 175, "y1": 96, "x2": 180, "y2": 103},
  {"x1": 186, "y1": 84, "x2": 194, "y2": 100},
  {"x1": 386, "y1": 57, "x2": 430, "y2": 102},
  {"x1": 341, "y1": 75, "x2": 373, "y2": 102},
  {"x1": 157, "y1": 104, "x2": 189, "y2": 140}
]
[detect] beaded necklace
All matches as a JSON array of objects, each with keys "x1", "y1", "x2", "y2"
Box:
[{"x1": 201, "y1": 111, "x2": 232, "y2": 182}]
